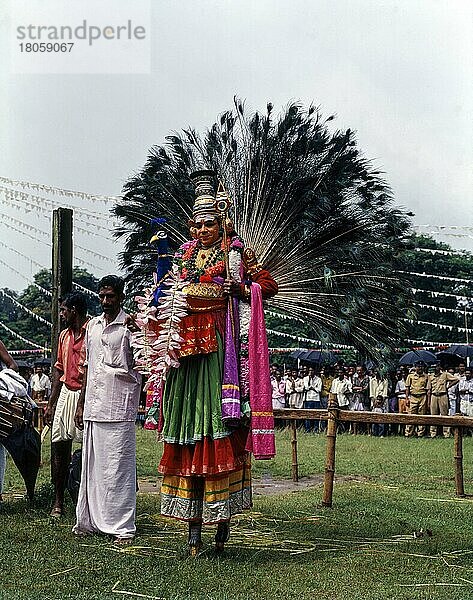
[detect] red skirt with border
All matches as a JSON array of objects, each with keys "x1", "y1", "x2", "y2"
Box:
[{"x1": 158, "y1": 427, "x2": 249, "y2": 477}]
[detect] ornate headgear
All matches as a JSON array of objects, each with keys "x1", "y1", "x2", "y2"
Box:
[{"x1": 189, "y1": 170, "x2": 218, "y2": 221}]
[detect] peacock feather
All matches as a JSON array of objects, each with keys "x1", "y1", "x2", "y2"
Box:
[{"x1": 114, "y1": 99, "x2": 413, "y2": 359}]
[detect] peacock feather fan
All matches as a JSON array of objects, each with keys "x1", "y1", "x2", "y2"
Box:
[{"x1": 113, "y1": 99, "x2": 413, "y2": 359}]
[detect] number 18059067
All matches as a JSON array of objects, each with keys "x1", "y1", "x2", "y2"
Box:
[{"x1": 19, "y1": 42, "x2": 74, "y2": 52}]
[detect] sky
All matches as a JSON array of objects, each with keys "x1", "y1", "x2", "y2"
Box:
[{"x1": 0, "y1": 0, "x2": 472, "y2": 291}]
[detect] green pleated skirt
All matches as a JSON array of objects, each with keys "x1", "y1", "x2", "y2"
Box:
[{"x1": 161, "y1": 333, "x2": 231, "y2": 444}]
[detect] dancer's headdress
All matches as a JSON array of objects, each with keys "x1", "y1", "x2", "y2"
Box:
[{"x1": 189, "y1": 170, "x2": 218, "y2": 221}]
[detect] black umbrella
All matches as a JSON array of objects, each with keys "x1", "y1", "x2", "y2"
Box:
[
  {"x1": 0, "y1": 397, "x2": 41, "y2": 499},
  {"x1": 302, "y1": 350, "x2": 336, "y2": 364},
  {"x1": 35, "y1": 358, "x2": 51, "y2": 367},
  {"x1": 15, "y1": 360, "x2": 31, "y2": 368},
  {"x1": 398, "y1": 350, "x2": 437, "y2": 366},
  {"x1": 1, "y1": 427, "x2": 41, "y2": 500},
  {"x1": 436, "y1": 351, "x2": 462, "y2": 367},
  {"x1": 288, "y1": 350, "x2": 308, "y2": 360},
  {"x1": 443, "y1": 345, "x2": 473, "y2": 359}
]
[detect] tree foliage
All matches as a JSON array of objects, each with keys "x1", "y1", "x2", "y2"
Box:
[
  {"x1": 395, "y1": 235, "x2": 473, "y2": 345},
  {"x1": 0, "y1": 268, "x2": 100, "y2": 352}
]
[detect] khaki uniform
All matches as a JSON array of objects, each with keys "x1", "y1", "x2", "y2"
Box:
[
  {"x1": 320, "y1": 376, "x2": 334, "y2": 406},
  {"x1": 429, "y1": 371, "x2": 459, "y2": 437},
  {"x1": 405, "y1": 372, "x2": 431, "y2": 437}
]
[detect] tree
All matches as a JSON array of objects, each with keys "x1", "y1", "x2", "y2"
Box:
[
  {"x1": 0, "y1": 268, "x2": 100, "y2": 351},
  {"x1": 395, "y1": 235, "x2": 473, "y2": 345}
]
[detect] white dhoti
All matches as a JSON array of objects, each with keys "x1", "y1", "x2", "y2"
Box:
[
  {"x1": 73, "y1": 420, "x2": 136, "y2": 539},
  {"x1": 51, "y1": 386, "x2": 83, "y2": 443}
]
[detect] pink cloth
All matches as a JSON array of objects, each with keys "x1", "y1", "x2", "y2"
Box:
[{"x1": 246, "y1": 284, "x2": 276, "y2": 460}]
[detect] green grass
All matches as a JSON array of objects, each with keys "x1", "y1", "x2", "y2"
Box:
[{"x1": 2, "y1": 429, "x2": 473, "y2": 600}]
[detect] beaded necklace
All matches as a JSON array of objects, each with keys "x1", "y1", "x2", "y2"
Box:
[{"x1": 180, "y1": 240, "x2": 226, "y2": 283}]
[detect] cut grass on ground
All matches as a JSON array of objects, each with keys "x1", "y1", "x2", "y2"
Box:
[{"x1": 1, "y1": 428, "x2": 473, "y2": 600}]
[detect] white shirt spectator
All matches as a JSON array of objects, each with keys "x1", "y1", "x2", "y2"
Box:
[
  {"x1": 271, "y1": 379, "x2": 286, "y2": 410},
  {"x1": 30, "y1": 372, "x2": 51, "y2": 396},
  {"x1": 83, "y1": 309, "x2": 141, "y2": 422},
  {"x1": 330, "y1": 377, "x2": 352, "y2": 408},
  {"x1": 303, "y1": 374, "x2": 322, "y2": 402},
  {"x1": 289, "y1": 376, "x2": 305, "y2": 409},
  {"x1": 369, "y1": 376, "x2": 388, "y2": 408},
  {"x1": 395, "y1": 379, "x2": 406, "y2": 399},
  {"x1": 459, "y1": 378, "x2": 473, "y2": 417}
]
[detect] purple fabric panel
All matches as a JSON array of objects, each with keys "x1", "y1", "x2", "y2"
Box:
[{"x1": 221, "y1": 298, "x2": 241, "y2": 423}]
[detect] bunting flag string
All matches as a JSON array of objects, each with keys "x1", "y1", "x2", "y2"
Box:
[
  {"x1": 73, "y1": 256, "x2": 106, "y2": 273},
  {"x1": 0, "y1": 213, "x2": 50, "y2": 239},
  {"x1": 415, "y1": 224, "x2": 473, "y2": 233},
  {"x1": 405, "y1": 338, "x2": 468, "y2": 347},
  {"x1": 267, "y1": 329, "x2": 318, "y2": 344},
  {"x1": 266, "y1": 328, "x2": 354, "y2": 349},
  {"x1": 75, "y1": 243, "x2": 115, "y2": 264},
  {"x1": 268, "y1": 347, "x2": 344, "y2": 354},
  {"x1": 10, "y1": 349, "x2": 44, "y2": 355},
  {"x1": 0, "y1": 240, "x2": 45, "y2": 271},
  {"x1": 0, "y1": 290, "x2": 52, "y2": 327},
  {"x1": 72, "y1": 282, "x2": 99, "y2": 298},
  {"x1": 2, "y1": 197, "x2": 113, "y2": 241},
  {"x1": 0, "y1": 185, "x2": 117, "y2": 226},
  {"x1": 1, "y1": 218, "x2": 51, "y2": 248},
  {"x1": 0, "y1": 257, "x2": 53, "y2": 297},
  {"x1": 266, "y1": 310, "x2": 305, "y2": 322},
  {"x1": 0, "y1": 319, "x2": 47, "y2": 350},
  {"x1": 415, "y1": 231, "x2": 473, "y2": 241},
  {"x1": 0, "y1": 176, "x2": 119, "y2": 204},
  {"x1": 413, "y1": 302, "x2": 473, "y2": 316},
  {"x1": 401, "y1": 317, "x2": 473, "y2": 333},
  {"x1": 414, "y1": 247, "x2": 472, "y2": 257},
  {"x1": 0, "y1": 236, "x2": 108, "y2": 277},
  {"x1": 412, "y1": 288, "x2": 473, "y2": 301},
  {"x1": 1, "y1": 216, "x2": 116, "y2": 264},
  {"x1": 398, "y1": 270, "x2": 473, "y2": 285},
  {"x1": 31, "y1": 282, "x2": 53, "y2": 298},
  {"x1": 269, "y1": 343, "x2": 471, "y2": 354}
]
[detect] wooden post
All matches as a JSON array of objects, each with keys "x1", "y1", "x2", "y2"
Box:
[
  {"x1": 454, "y1": 427, "x2": 465, "y2": 497},
  {"x1": 291, "y1": 420, "x2": 299, "y2": 482},
  {"x1": 322, "y1": 401, "x2": 338, "y2": 507},
  {"x1": 51, "y1": 208, "x2": 73, "y2": 366}
]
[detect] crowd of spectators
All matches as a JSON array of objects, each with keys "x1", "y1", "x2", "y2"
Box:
[{"x1": 270, "y1": 360, "x2": 473, "y2": 437}]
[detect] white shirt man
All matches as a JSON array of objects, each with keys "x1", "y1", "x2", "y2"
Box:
[
  {"x1": 330, "y1": 373, "x2": 352, "y2": 408},
  {"x1": 30, "y1": 368, "x2": 51, "y2": 400},
  {"x1": 303, "y1": 370, "x2": 322, "y2": 403},
  {"x1": 459, "y1": 371, "x2": 473, "y2": 417},
  {"x1": 291, "y1": 372, "x2": 305, "y2": 409},
  {"x1": 73, "y1": 278, "x2": 141, "y2": 544},
  {"x1": 271, "y1": 376, "x2": 286, "y2": 410}
]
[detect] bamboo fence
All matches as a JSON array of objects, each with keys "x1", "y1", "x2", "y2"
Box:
[{"x1": 273, "y1": 406, "x2": 473, "y2": 507}]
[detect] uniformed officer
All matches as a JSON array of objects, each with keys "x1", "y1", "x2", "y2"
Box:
[
  {"x1": 405, "y1": 361, "x2": 431, "y2": 437},
  {"x1": 429, "y1": 362, "x2": 459, "y2": 438}
]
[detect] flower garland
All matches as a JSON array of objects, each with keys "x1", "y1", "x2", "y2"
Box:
[
  {"x1": 132, "y1": 267, "x2": 188, "y2": 390},
  {"x1": 175, "y1": 236, "x2": 243, "y2": 282}
]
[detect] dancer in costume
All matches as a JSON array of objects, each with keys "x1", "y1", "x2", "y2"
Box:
[{"x1": 135, "y1": 171, "x2": 277, "y2": 555}]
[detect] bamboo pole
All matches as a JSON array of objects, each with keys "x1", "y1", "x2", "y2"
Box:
[
  {"x1": 291, "y1": 420, "x2": 299, "y2": 482},
  {"x1": 322, "y1": 400, "x2": 338, "y2": 507},
  {"x1": 454, "y1": 427, "x2": 465, "y2": 497}
]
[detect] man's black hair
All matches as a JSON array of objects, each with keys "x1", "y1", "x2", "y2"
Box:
[
  {"x1": 98, "y1": 275, "x2": 125, "y2": 295},
  {"x1": 59, "y1": 291, "x2": 88, "y2": 317}
]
